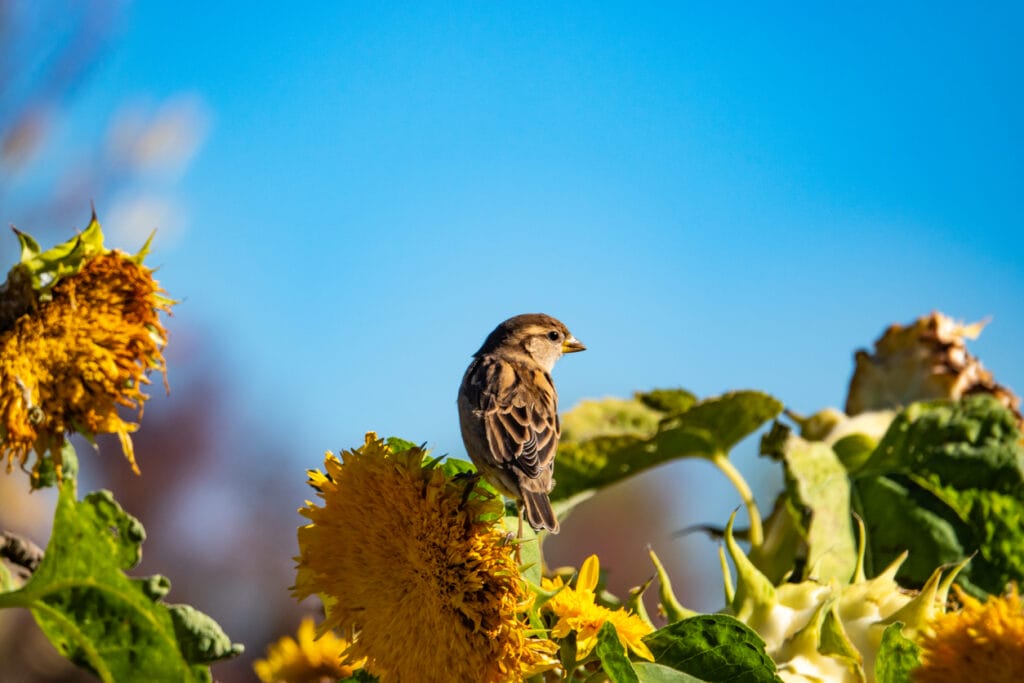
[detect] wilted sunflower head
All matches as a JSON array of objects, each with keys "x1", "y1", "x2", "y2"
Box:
[
  {"x1": 293, "y1": 433, "x2": 557, "y2": 683},
  {"x1": 846, "y1": 312, "x2": 1021, "y2": 424},
  {"x1": 0, "y1": 216, "x2": 172, "y2": 481}
]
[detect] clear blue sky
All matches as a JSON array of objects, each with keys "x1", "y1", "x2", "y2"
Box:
[{"x1": 59, "y1": 2, "x2": 1023, "y2": 606}]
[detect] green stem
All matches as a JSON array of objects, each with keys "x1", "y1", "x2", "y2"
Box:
[{"x1": 711, "y1": 453, "x2": 763, "y2": 548}]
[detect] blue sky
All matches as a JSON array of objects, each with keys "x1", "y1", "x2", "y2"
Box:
[{"x1": 44, "y1": 2, "x2": 1024, "y2": 608}]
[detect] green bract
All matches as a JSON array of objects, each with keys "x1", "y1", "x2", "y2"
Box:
[{"x1": 714, "y1": 513, "x2": 959, "y2": 683}]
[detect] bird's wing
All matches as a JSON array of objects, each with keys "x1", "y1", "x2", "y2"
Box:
[{"x1": 470, "y1": 355, "x2": 559, "y2": 480}]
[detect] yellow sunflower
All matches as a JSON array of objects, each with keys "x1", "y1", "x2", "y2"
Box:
[
  {"x1": 254, "y1": 617, "x2": 364, "y2": 683},
  {"x1": 293, "y1": 433, "x2": 556, "y2": 683},
  {"x1": 0, "y1": 218, "x2": 171, "y2": 479},
  {"x1": 913, "y1": 584, "x2": 1024, "y2": 683},
  {"x1": 543, "y1": 554, "x2": 654, "y2": 662}
]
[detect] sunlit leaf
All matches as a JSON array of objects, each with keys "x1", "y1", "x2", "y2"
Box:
[
  {"x1": 643, "y1": 614, "x2": 782, "y2": 683},
  {"x1": 596, "y1": 621, "x2": 639, "y2": 683},
  {"x1": 0, "y1": 470, "x2": 242, "y2": 681}
]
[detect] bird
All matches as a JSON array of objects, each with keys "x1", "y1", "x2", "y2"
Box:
[{"x1": 457, "y1": 313, "x2": 585, "y2": 534}]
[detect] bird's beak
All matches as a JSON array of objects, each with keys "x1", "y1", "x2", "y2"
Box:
[{"x1": 562, "y1": 336, "x2": 586, "y2": 353}]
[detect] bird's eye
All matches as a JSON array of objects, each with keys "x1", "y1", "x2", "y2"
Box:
[{"x1": 547, "y1": 330, "x2": 561, "y2": 341}]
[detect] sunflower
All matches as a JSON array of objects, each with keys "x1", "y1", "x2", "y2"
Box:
[
  {"x1": 254, "y1": 617, "x2": 364, "y2": 683},
  {"x1": 913, "y1": 584, "x2": 1024, "y2": 683},
  {"x1": 293, "y1": 433, "x2": 556, "y2": 683},
  {"x1": 543, "y1": 554, "x2": 654, "y2": 662},
  {"x1": 0, "y1": 218, "x2": 171, "y2": 479}
]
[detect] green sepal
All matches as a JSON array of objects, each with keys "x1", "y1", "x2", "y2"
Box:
[
  {"x1": 12, "y1": 214, "x2": 106, "y2": 298},
  {"x1": 819, "y1": 602, "x2": 865, "y2": 681},
  {"x1": 625, "y1": 575, "x2": 657, "y2": 630},
  {"x1": 649, "y1": 548, "x2": 694, "y2": 623},
  {"x1": 26, "y1": 439, "x2": 80, "y2": 490},
  {"x1": 723, "y1": 511, "x2": 777, "y2": 624}
]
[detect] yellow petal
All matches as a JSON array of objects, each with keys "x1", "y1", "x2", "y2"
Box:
[{"x1": 578, "y1": 554, "x2": 600, "y2": 593}]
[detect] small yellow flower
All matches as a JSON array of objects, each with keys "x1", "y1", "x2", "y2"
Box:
[
  {"x1": 254, "y1": 617, "x2": 363, "y2": 683},
  {"x1": 543, "y1": 554, "x2": 654, "y2": 662},
  {"x1": 0, "y1": 221, "x2": 171, "y2": 479},
  {"x1": 293, "y1": 433, "x2": 555, "y2": 683},
  {"x1": 913, "y1": 584, "x2": 1024, "y2": 683}
]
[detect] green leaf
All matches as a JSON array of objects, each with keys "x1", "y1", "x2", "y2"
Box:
[
  {"x1": 636, "y1": 388, "x2": 698, "y2": 415},
  {"x1": 634, "y1": 662, "x2": 708, "y2": 682},
  {"x1": 596, "y1": 621, "x2": 639, "y2": 683},
  {"x1": 656, "y1": 391, "x2": 784, "y2": 458},
  {"x1": 0, "y1": 475, "x2": 242, "y2": 681},
  {"x1": 917, "y1": 482, "x2": 1024, "y2": 596},
  {"x1": 385, "y1": 436, "x2": 419, "y2": 454},
  {"x1": 852, "y1": 475, "x2": 965, "y2": 587},
  {"x1": 551, "y1": 434, "x2": 653, "y2": 503},
  {"x1": 643, "y1": 614, "x2": 782, "y2": 683},
  {"x1": 874, "y1": 623, "x2": 921, "y2": 683},
  {"x1": 832, "y1": 432, "x2": 878, "y2": 472},
  {"x1": 776, "y1": 435, "x2": 857, "y2": 582},
  {"x1": 851, "y1": 397, "x2": 1024, "y2": 595},
  {"x1": 858, "y1": 395, "x2": 1024, "y2": 493},
  {"x1": 340, "y1": 671, "x2": 379, "y2": 682},
  {"x1": 561, "y1": 396, "x2": 664, "y2": 442},
  {"x1": 552, "y1": 391, "x2": 782, "y2": 507}
]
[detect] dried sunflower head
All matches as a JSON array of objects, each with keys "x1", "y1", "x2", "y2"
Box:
[
  {"x1": 0, "y1": 214, "x2": 173, "y2": 482},
  {"x1": 846, "y1": 312, "x2": 1021, "y2": 425}
]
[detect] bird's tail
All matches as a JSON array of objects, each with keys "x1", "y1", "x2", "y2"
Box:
[{"x1": 521, "y1": 490, "x2": 560, "y2": 534}]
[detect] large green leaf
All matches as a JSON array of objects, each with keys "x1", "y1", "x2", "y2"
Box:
[
  {"x1": 655, "y1": 392, "x2": 784, "y2": 458},
  {"x1": 560, "y1": 395, "x2": 665, "y2": 442},
  {"x1": 916, "y1": 481, "x2": 1024, "y2": 595},
  {"x1": 552, "y1": 391, "x2": 782, "y2": 506},
  {"x1": 0, "y1": 470, "x2": 242, "y2": 681},
  {"x1": 852, "y1": 396, "x2": 1024, "y2": 595},
  {"x1": 858, "y1": 395, "x2": 1024, "y2": 492},
  {"x1": 852, "y1": 475, "x2": 966, "y2": 587},
  {"x1": 643, "y1": 614, "x2": 782, "y2": 683}
]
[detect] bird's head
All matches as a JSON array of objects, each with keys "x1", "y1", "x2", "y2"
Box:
[{"x1": 476, "y1": 313, "x2": 585, "y2": 372}]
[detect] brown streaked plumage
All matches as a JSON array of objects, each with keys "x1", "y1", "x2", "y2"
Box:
[{"x1": 457, "y1": 313, "x2": 585, "y2": 533}]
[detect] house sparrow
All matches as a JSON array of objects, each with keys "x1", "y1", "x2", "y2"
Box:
[{"x1": 457, "y1": 313, "x2": 585, "y2": 534}]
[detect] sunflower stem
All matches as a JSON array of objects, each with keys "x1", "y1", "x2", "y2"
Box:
[{"x1": 710, "y1": 454, "x2": 763, "y2": 549}]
